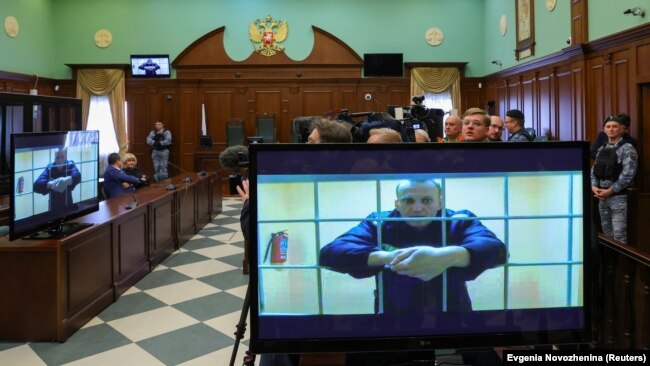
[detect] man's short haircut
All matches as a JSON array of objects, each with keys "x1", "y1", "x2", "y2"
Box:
[
  {"x1": 414, "y1": 129, "x2": 431, "y2": 142},
  {"x1": 462, "y1": 108, "x2": 491, "y2": 127},
  {"x1": 311, "y1": 118, "x2": 353, "y2": 143},
  {"x1": 108, "y1": 152, "x2": 121, "y2": 165},
  {"x1": 395, "y1": 179, "x2": 442, "y2": 198},
  {"x1": 123, "y1": 152, "x2": 137, "y2": 165},
  {"x1": 368, "y1": 128, "x2": 402, "y2": 143},
  {"x1": 506, "y1": 109, "x2": 525, "y2": 126}
]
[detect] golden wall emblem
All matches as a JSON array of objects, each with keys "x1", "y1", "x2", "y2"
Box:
[{"x1": 249, "y1": 15, "x2": 288, "y2": 57}]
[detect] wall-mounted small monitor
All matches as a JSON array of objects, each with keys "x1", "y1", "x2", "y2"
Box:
[
  {"x1": 130, "y1": 54, "x2": 171, "y2": 78},
  {"x1": 363, "y1": 53, "x2": 404, "y2": 77}
]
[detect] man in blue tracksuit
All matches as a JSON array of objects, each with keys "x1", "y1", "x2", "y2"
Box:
[
  {"x1": 320, "y1": 179, "x2": 507, "y2": 315},
  {"x1": 33, "y1": 148, "x2": 81, "y2": 210}
]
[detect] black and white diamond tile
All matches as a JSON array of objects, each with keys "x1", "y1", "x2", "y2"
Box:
[{"x1": 0, "y1": 198, "x2": 258, "y2": 366}]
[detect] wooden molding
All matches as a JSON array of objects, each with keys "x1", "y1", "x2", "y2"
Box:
[
  {"x1": 172, "y1": 26, "x2": 363, "y2": 80},
  {"x1": 404, "y1": 62, "x2": 468, "y2": 77}
]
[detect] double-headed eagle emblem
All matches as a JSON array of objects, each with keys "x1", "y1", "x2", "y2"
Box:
[{"x1": 249, "y1": 15, "x2": 288, "y2": 57}]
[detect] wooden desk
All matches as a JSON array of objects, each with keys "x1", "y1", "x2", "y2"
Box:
[
  {"x1": 193, "y1": 148, "x2": 231, "y2": 197},
  {"x1": 0, "y1": 172, "x2": 221, "y2": 342}
]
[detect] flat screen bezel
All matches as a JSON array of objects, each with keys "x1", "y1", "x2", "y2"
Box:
[
  {"x1": 9, "y1": 131, "x2": 100, "y2": 241},
  {"x1": 248, "y1": 142, "x2": 592, "y2": 354},
  {"x1": 130, "y1": 54, "x2": 171, "y2": 78}
]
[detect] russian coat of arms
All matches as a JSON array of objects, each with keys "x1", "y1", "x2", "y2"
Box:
[{"x1": 249, "y1": 15, "x2": 288, "y2": 57}]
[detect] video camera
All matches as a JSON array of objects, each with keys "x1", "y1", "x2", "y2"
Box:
[{"x1": 339, "y1": 95, "x2": 438, "y2": 142}]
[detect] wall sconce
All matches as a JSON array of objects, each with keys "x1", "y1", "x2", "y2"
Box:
[
  {"x1": 491, "y1": 60, "x2": 502, "y2": 67},
  {"x1": 623, "y1": 7, "x2": 645, "y2": 17}
]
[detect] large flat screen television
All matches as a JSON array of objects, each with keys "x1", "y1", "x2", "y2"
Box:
[
  {"x1": 364, "y1": 53, "x2": 403, "y2": 77},
  {"x1": 10, "y1": 130, "x2": 100, "y2": 240},
  {"x1": 248, "y1": 142, "x2": 591, "y2": 356},
  {"x1": 130, "y1": 54, "x2": 171, "y2": 78}
]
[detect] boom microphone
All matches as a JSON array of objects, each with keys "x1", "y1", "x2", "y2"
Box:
[{"x1": 219, "y1": 145, "x2": 249, "y2": 170}]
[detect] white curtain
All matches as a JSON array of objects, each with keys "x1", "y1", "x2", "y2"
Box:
[
  {"x1": 86, "y1": 95, "x2": 119, "y2": 173},
  {"x1": 424, "y1": 89, "x2": 454, "y2": 121}
]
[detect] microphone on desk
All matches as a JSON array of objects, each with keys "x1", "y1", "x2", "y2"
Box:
[
  {"x1": 125, "y1": 190, "x2": 138, "y2": 210},
  {"x1": 166, "y1": 160, "x2": 192, "y2": 183}
]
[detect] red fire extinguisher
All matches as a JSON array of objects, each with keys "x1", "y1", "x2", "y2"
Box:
[{"x1": 263, "y1": 230, "x2": 288, "y2": 264}]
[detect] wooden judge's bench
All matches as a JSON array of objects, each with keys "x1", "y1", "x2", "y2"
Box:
[{"x1": 0, "y1": 172, "x2": 221, "y2": 342}]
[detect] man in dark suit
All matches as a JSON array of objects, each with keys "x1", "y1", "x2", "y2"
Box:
[{"x1": 103, "y1": 152, "x2": 139, "y2": 199}]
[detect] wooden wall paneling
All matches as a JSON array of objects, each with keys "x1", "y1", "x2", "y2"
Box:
[
  {"x1": 340, "y1": 89, "x2": 356, "y2": 112},
  {"x1": 571, "y1": 63, "x2": 586, "y2": 141},
  {"x1": 126, "y1": 85, "x2": 153, "y2": 174},
  {"x1": 537, "y1": 70, "x2": 553, "y2": 139},
  {"x1": 555, "y1": 69, "x2": 575, "y2": 141},
  {"x1": 463, "y1": 90, "x2": 481, "y2": 112},
  {"x1": 387, "y1": 86, "x2": 410, "y2": 109},
  {"x1": 460, "y1": 78, "x2": 482, "y2": 113},
  {"x1": 587, "y1": 57, "x2": 607, "y2": 141},
  {"x1": 570, "y1": 0, "x2": 588, "y2": 45},
  {"x1": 507, "y1": 78, "x2": 520, "y2": 111},
  {"x1": 521, "y1": 73, "x2": 536, "y2": 132},
  {"x1": 280, "y1": 96, "x2": 292, "y2": 142},
  {"x1": 251, "y1": 89, "x2": 283, "y2": 143},
  {"x1": 484, "y1": 83, "x2": 498, "y2": 114},
  {"x1": 612, "y1": 50, "x2": 632, "y2": 116},
  {"x1": 179, "y1": 88, "x2": 198, "y2": 171},
  {"x1": 637, "y1": 44, "x2": 650, "y2": 79},
  {"x1": 639, "y1": 84, "x2": 650, "y2": 192},
  {"x1": 156, "y1": 87, "x2": 180, "y2": 171},
  {"x1": 497, "y1": 83, "x2": 508, "y2": 118},
  {"x1": 204, "y1": 89, "x2": 237, "y2": 147},
  {"x1": 302, "y1": 89, "x2": 335, "y2": 118}
]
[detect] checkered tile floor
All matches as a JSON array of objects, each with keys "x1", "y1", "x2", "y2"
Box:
[{"x1": 0, "y1": 198, "x2": 258, "y2": 366}]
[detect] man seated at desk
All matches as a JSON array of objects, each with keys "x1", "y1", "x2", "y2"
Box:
[{"x1": 103, "y1": 152, "x2": 139, "y2": 199}]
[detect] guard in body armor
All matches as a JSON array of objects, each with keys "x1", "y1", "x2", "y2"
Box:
[
  {"x1": 146, "y1": 120, "x2": 172, "y2": 181},
  {"x1": 591, "y1": 115, "x2": 638, "y2": 243}
]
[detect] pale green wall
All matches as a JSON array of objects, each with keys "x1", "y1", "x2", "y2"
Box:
[
  {"x1": 483, "y1": 0, "x2": 571, "y2": 72},
  {"x1": 0, "y1": 0, "x2": 647, "y2": 80},
  {"x1": 0, "y1": 0, "x2": 55, "y2": 78},
  {"x1": 51, "y1": 0, "x2": 485, "y2": 79},
  {"x1": 589, "y1": 0, "x2": 650, "y2": 41}
]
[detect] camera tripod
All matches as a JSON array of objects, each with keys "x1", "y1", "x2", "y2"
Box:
[{"x1": 229, "y1": 285, "x2": 255, "y2": 366}]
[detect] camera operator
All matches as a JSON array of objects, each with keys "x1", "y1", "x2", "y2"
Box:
[{"x1": 220, "y1": 145, "x2": 299, "y2": 366}]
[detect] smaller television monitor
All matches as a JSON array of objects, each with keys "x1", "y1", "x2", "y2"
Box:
[
  {"x1": 364, "y1": 53, "x2": 404, "y2": 77},
  {"x1": 130, "y1": 54, "x2": 171, "y2": 78},
  {"x1": 10, "y1": 130, "x2": 100, "y2": 240}
]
